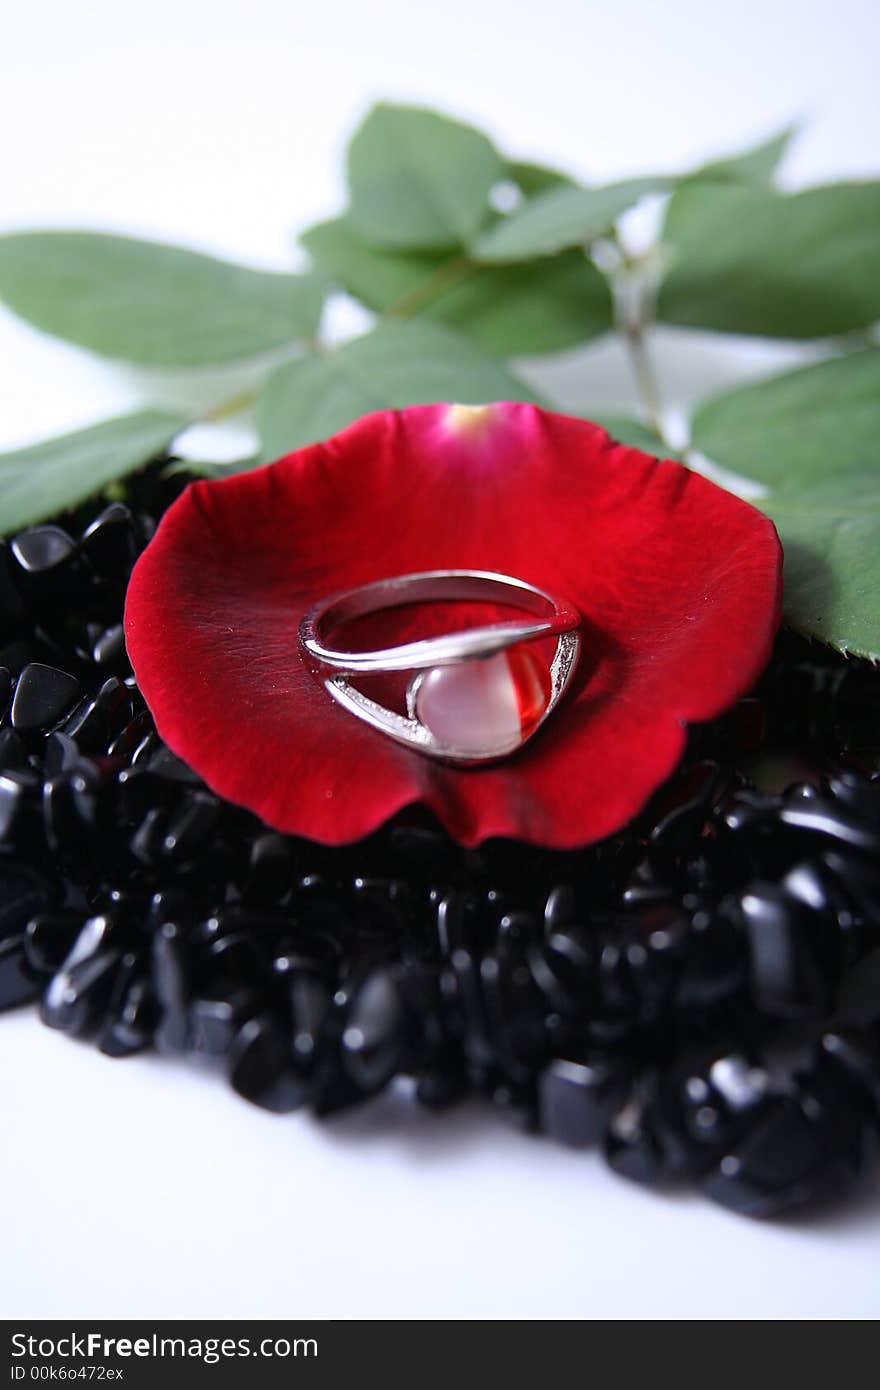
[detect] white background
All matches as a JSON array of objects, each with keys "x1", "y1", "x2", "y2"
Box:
[{"x1": 1, "y1": 0, "x2": 879, "y2": 1320}]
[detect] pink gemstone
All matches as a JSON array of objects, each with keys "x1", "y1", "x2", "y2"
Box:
[{"x1": 415, "y1": 648, "x2": 552, "y2": 756}]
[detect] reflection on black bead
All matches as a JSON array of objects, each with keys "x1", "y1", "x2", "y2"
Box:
[
  {"x1": 11, "y1": 525, "x2": 75, "y2": 574},
  {"x1": 229, "y1": 1014, "x2": 309, "y2": 1113},
  {"x1": 11, "y1": 663, "x2": 81, "y2": 733},
  {"x1": 539, "y1": 1056, "x2": 630, "y2": 1148},
  {"x1": 780, "y1": 798, "x2": 880, "y2": 856}
]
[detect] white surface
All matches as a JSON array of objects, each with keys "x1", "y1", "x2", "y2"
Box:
[{"x1": 2, "y1": 0, "x2": 879, "y2": 1320}]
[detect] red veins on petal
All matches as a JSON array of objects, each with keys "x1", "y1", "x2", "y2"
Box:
[{"x1": 124, "y1": 403, "x2": 783, "y2": 848}]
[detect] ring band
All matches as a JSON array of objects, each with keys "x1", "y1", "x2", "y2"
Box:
[{"x1": 298, "y1": 570, "x2": 581, "y2": 765}]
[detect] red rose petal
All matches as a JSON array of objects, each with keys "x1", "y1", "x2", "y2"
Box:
[{"x1": 124, "y1": 403, "x2": 783, "y2": 847}]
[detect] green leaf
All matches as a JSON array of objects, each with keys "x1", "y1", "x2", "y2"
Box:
[
  {"x1": 505, "y1": 161, "x2": 577, "y2": 197},
  {"x1": 301, "y1": 216, "x2": 611, "y2": 355},
  {"x1": 346, "y1": 103, "x2": 503, "y2": 250},
  {"x1": 0, "y1": 409, "x2": 188, "y2": 535},
  {"x1": 690, "y1": 349, "x2": 880, "y2": 491},
  {"x1": 589, "y1": 413, "x2": 679, "y2": 458},
  {"x1": 765, "y1": 478, "x2": 880, "y2": 660},
  {"x1": 685, "y1": 124, "x2": 797, "y2": 188},
  {"x1": 0, "y1": 232, "x2": 324, "y2": 366},
  {"x1": 690, "y1": 350, "x2": 880, "y2": 657},
  {"x1": 257, "y1": 321, "x2": 540, "y2": 458},
  {"x1": 471, "y1": 176, "x2": 672, "y2": 263},
  {"x1": 658, "y1": 182, "x2": 880, "y2": 338}
]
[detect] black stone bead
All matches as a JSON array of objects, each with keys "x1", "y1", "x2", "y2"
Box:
[
  {"x1": 229, "y1": 1013, "x2": 310, "y2": 1113},
  {"x1": 242, "y1": 832, "x2": 292, "y2": 908},
  {"x1": 41, "y1": 939, "x2": 123, "y2": 1037},
  {"x1": 189, "y1": 986, "x2": 260, "y2": 1058},
  {"x1": 817, "y1": 1028, "x2": 880, "y2": 1121},
  {"x1": 0, "y1": 541, "x2": 26, "y2": 637},
  {"x1": 0, "y1": 728, "x2": 27, "y2": 772},
  {"x1": 43, "y1": 732, "x2": 81, "y2": 777},
  {"x1": 285, "y1": 969, "x2": 332, "y2": 1071},
  {"x1": 604, "y1": 1081, "x2": 666, "y2": 1186},
  {"x1": 702, "y1": 1091, "x2": 868, "y2": 1218},
  {"x1": 0, "y1": 935, "x2": 43, "y2": 1010},
  {"x1": 780, "y1": 797, "x2": 880, "y2": 857},
  {"x1": 738, "y1": 881, "x2": 832, "y2": 1017},
  {"x1": 92, "y1": 624, "x2": 127, "y2": 670},
  {"x1": 341, "y1": 968, "x2": 408, "y2": 1093},
  {"x1": 543, "y1": 884, "x2": 578, "y2": 935},
  {"x1": 80, "y1": 503, "x2": 139, "y2": 578},
  {"x1": 152, "y1": 923, "x2": 191, "y2": 1053},
  {"x1": 0, "y1": 865, "x2": 54, "y2": 937},
  {"x1": 11, "y1": 525, "x2": 76, "y2": 574},
  {"x1": 23, "y1": 911, "x2": 85, "y2": 974},
  {"x1": 98, "y1": 965, "x2": 157, "y2": 1058},
  {"x1": 0, "y1": 769, "x2": 41, "y2": 843},
  {"x1": 539, "y1": 1056, "x2": 631, "y2": 1148},
  {"x1": 11, "y1": 663, "x2": 81, "y2": 732},
  {"x1": 161, "y1": 791, "x2": 221, "y2": 859}
]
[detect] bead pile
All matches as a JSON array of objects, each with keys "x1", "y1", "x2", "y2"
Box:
[{"x1": 1, "y1": 461, "x2": 879, "y2": 1218}]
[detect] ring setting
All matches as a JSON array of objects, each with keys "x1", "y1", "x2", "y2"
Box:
[{"x1": 298, "y1": 570, "x2": 581, "y2": 765}]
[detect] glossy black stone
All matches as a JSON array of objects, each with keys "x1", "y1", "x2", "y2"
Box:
[
  {"x1": 80, "y1": 503, "x2": 139, "y2": 577},
  {"x1": 11, "y1": 525, "x2": 76, "y2": 574},
  {"x1": 539, "y1": 1056, "x2": 631, "y2": 1148},
  {"x1": 229, "y1": 1013, "x2": 310, "y2": 1112},
  {"x1": 702, "y1": 1092, "x2": 868, "y2": 1218},
  {"x1": 23, "y1": 912, "x2": 85, "y2": 974},
  {"x1": 0, "y1": 936, "x2": 43, "y2": 1010},
  {"x1": 738, "y1": 881, "x2": 831, "y2": 1017},
  {"x1": 11, "y1": 663, "x2": 81, "y2": 732},
  {"x1": 0, "y1": 728, "x2": 27, "y2": 772},
  {"x1": 341, "y1": 968, "x2": 407, "y2": 1092},
  {"x1": 0, "y1": 768, "x2": 40, "y2": 841}
]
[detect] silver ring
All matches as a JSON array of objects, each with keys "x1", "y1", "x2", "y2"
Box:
[{"x1": 298, "y1": 570, "x2": 581, "y2": 765}]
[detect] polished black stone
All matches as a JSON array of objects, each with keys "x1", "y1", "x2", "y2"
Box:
[
  {"x1": 229, "y1": 1013, "x2": 310, "y2": 1112},
  {"x1": 702, "y1": 1092, "x2": 867, "y2": 1218},
  {"x1": 10, "y1": 663, "x2": 81, "y2": 732},
  {"x1": 152, "y1": 923, "x2": 190, "y2": 1053},
  {"x1": 738, "y1": 881, "x2": 830, "y2": 1017},
  {"x1": 80, "y1": 503, "x2": 139, "y2": 577},
  {"x1": 341, "y1": 968, "x2": 407, "y2": 1092},
  {"x1": 0, "y1": 728, "x2": 27, "y2": 772},
  {"x1": 23, "y1": 912, "x2": 84, "y2": 974},
  {"x1": 0, "y1": 936, "x2": 42, "y2": 1010},
  {"x1": 0, "y1": 769, "x2": 40, "y2": 843},
  {"x1": 11, "y1": 525, "x2": 76, "y2": 574},
  {"x1": 539, "y1": 1056, "x2": 630, "y2": 1148},
  {"x1": 98, "y1": 965, "x2": 156, "y2": 1058}
]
